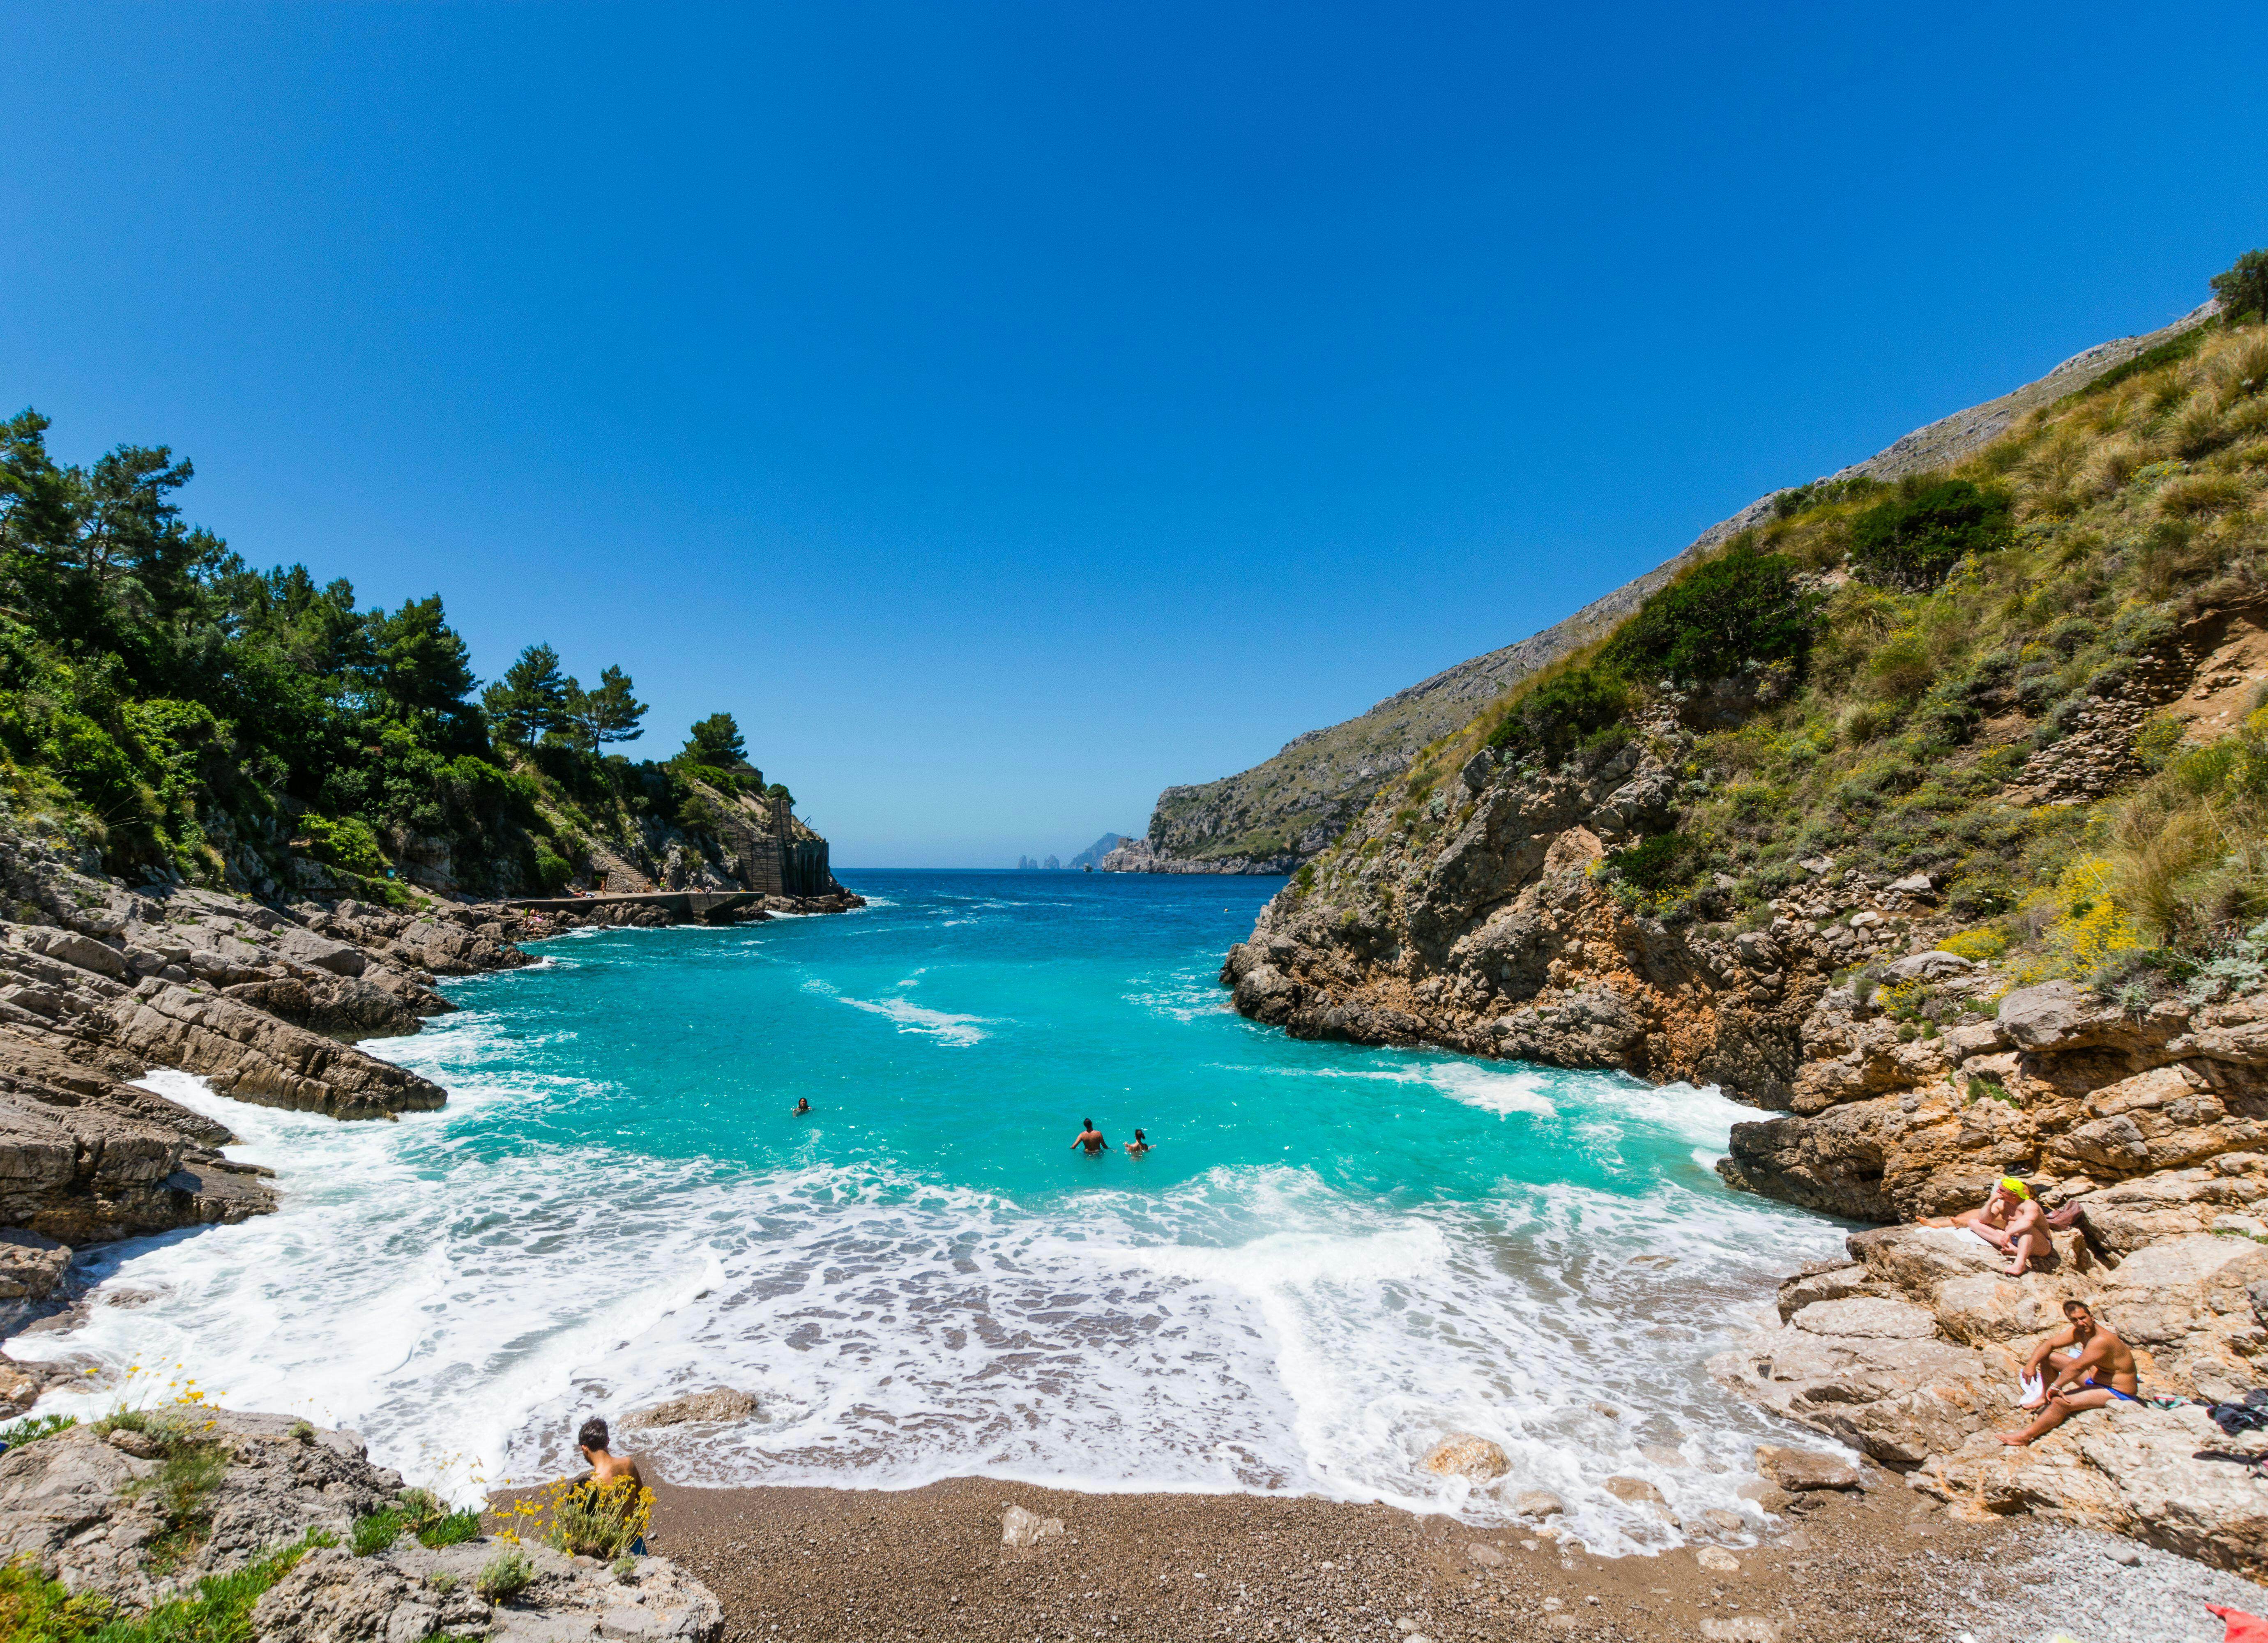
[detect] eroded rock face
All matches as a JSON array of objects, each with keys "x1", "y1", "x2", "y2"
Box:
[
  {"x1": 1718, "y1": 981, "x2": 2268, "y2": 1224},
  {"x1": 0, "y1": 1406, "x2": 724, "y2": 1642},
  {"x1": 1915, "y1": 1406, "x2": 2268, "y2": 1570},
  {"x1": 254, "y1": 1541, "x2": 724, "y2": 1643},
  {"x1": 0, "y1": 1410, "x2": 402, "y2": 1611},
  {"x1": 1222, "y1": 736, "x2": 1857, "y2": 1105},
  {"x1": 1712, "y1": 1212, "x2": 2268, "y2": 1567}
]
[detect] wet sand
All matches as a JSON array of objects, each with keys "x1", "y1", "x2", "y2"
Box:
[{"x1": 636, "y1": 1465, "x2": 2124, "y2": 1643}]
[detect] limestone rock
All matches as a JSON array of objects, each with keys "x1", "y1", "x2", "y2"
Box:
[
  {"x1": 1000, "y1": 1504, "x2": 1065, "y2": 1550},
  {"x1": 1881, "y1": 951, "x2": 1969, "y2": 981},
  {"x1": 1915, "y1": 1406, "x2": 2268, "y2": 1571},
  {"x1": 1696, "y1": 1546, "x2": 1741, "y2": 1572},
  {"x1": 1603, "y1": 1475, "x2": 1666, "y2": 1506},
  {"x1": 103, "y1": 983, "x2": 445, "y2": 1119},
  {"x1": 0, "y1": 1409, "x2": 401, "y2": 1611},
  {"x1": 254, "y1": 1539, "x2": 721, "y2": 1643},
  {"x1": 627, "y1": 1388, "x2": 760, "y2": 1428},
  {"x1": 10, "y1": 930, "x2": 128, "y2": 983},
  {"x1": 1509, "y1": 1490, "x2": 1564, "y2": 1520},
  {"x1": 1421, "y1": 1433, "x2": 1509, "y2": 1483},
  {"x1": 1788, "y1": 1297, "x2": 1937, "y2": 1339},
  {"x1": 1753, "y1": 1445, "x2": 1859, "y2": 1492}
]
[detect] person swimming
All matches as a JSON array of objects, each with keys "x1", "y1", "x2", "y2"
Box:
[
  {"x1": 1124, "y1": 1128, "x2": 1151, "y2": 1157},
  {"x1": 793, "y1": 1098, "x2": 811, "y2": 1116},
  {"x1": 1071, "y1": 1118, "x2": 1107, "y2": 1155}
]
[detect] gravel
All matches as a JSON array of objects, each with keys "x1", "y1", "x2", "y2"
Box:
[
  {"x1": 642, "y1": 1466, "x2": 2268, "y2": 1643},
  {"x1": 1955, "y1": 1527, "x2": 2264, "y2": 1643}
]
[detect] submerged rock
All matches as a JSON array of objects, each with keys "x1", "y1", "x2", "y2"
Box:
[
  {"x1": 629, "y1": 1388, "x2": 761, "y2": 1428},
  {"x1": 1421, "y1": 1434, "x2": 1510, "y2": 1483}
]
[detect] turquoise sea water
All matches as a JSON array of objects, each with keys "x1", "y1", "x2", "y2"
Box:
[{"x1": 24, "y1": 871, "x2": 1846, "y2": 1553}]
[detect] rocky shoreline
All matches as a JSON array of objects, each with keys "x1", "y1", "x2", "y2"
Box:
[
  {"x1": 0, "y1": 819, "x2": 861, "y2": 1362},
  {"x1": 1218, "y1": 610, "x2": 2268, "y2": 1567}
]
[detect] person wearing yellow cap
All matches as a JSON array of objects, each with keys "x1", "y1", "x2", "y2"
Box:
[{"x1": 1919, "y1": 1176, "x2": 2049, "y2": 1276}]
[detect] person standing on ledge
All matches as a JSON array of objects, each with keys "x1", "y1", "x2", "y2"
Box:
[{"x1": 1071, "y1": 1118, "x2": 1107, "y2": 1155}]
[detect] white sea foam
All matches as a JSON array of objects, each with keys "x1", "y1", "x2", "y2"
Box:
[
  {"x1": 23, "y1": 1065, "x2": 1845, "y2": 1556},
  {"x1": 1257, "y1": 1059, "x2": 1559, "y2": 1119},
  {"x1": 798, "y1": 978, "x2": 990, "y2": 1046}
]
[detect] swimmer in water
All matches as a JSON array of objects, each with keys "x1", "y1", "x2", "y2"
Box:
[
  {"x1": 793, "y1": 1098, "x2": 811, "y2": 1116},
  {"x1": 1124, "y1": 1128, "x2": 1151, "y2": 1157},
  {"x1": 1071, "y1": 1118, "x2": 1107, "y2": 1155}
]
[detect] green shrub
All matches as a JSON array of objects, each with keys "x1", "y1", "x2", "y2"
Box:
[
  {"x1": 2211, "y1": 250, "x2": 2268, "y2": 326},
  {"x1": 531, "y1": 845, "x2": 573, "y2": 895},
  {"x1": 1603, "y1": 831, "x2": 1699, "y2": 904},
  {"x1": 1603, "y1": 545, "x2": 1813, "y2": 684},
  {"x1": 300, "y1": 814, "x2": 389, "y2": 878},
  {"x1": 477, "y1": 1548, "x2": 535, "y2": 1604},
  {"x1": 0, "y1": 1414, "x2": 76, "y2": 1450},
  {"x1": 1850, "y1": 479, "x2": 2012, "y2": 590},
  {"x1": 0, "y1": 1555, "x2": 110, "y2": 1643},
  {"x1": 350, "y1": 1508, "x2": 403, "y2": 1557},
  {"x1": 1485, "y1": 667, "x2": 1632, "y2": 765}
]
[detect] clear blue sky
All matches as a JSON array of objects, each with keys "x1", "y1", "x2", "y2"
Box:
[{"x1": 3, "y1": 5, "x2": 2262, "y2": 866}]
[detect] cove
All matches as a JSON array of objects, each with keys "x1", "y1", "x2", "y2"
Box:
[{"x1": 26, "y1": 871, "x2": 1845, "y2": 1556}]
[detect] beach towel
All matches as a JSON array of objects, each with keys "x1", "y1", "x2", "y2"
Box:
[
  {"x1": 2018, "y1": 1369, "x2": 2044, "y2": 1406},
  {"x1": 2207, "y1": 1604, "x2": 2268, "y2": 1643}
]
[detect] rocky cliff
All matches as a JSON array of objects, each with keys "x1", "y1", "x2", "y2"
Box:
[
  {"x1": 1224, "y1": 288, "x2": 2268, "y2": 1556},
  {"x1": 1115, "y1": 302, "x2": 2218, "y2": 874}
]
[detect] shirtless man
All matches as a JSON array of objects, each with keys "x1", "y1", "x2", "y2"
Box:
[
  {"x1": 1921, "y1": 1177, "x2": 2050, "y2": 1276},
  {"x1": 576, "y1": 1414, "x2": 649, "y2": 1550},
  {"x1": 576, "y1": 1416, "x2": 645, "y2": 1495},
  {"x1": 1071, "y1": 1118, "x2": 1107, "y2": 1155},
  {"x1": 2001, "y1": 1299, "x2": 2139, "y2": 1444}
]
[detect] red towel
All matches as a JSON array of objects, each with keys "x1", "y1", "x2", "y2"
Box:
[{"x1": 2209, "y1": 1606, "x2": 2268, "y2": 1643}]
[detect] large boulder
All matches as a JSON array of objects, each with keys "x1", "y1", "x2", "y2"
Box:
[
  {"x1": 0, "y1": 1410, "x2": 401, "y2": 1611},
  {"x1": 102, "y1": 982, "x2": 444, "y2": 1118},
  {"x1": 1916, "y1": 1405, "x2": 2268, "y2": 1572}
]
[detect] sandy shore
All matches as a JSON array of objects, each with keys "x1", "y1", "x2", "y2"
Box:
[{"x1": 630, "y1": 1464, "x2": 2261, "y2": 1643}]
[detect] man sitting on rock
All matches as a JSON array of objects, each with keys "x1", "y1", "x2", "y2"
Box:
[
  {"x1": 1919, "y1": 1176, "x2": 2059, "y2": 1276},
  {"x1": 1999, "y1": 1299, "x2": 2139, "y2": 1445}
]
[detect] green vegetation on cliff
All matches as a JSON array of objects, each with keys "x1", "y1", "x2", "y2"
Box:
[
  {"x1": 0, "y1": 410, "x2": 787, "y2": 900},
  {"x1": 1350, "y1": 270, "x2": 2268, "y2": 996}
]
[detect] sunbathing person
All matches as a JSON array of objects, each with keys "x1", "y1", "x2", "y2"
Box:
[
  {"x1": 1920, "y1": 1176, "x2": 2051, "y2": 1275},
  {"x1": 2001, "y1": 1299, "x2": 2138, "y2": 1444}
]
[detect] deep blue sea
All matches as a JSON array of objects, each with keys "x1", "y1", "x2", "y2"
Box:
[{"x1": 28, "y1": 871, "x2": 1844, "y2": 1552}]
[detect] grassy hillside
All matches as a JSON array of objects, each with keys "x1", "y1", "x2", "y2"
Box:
[
  {"x1": 1329, "y1": 299, "x2": 2268, "y2": 1000},
  {"x1": 1137, "y1": 306, "x2": 2215, "y2": 872},
  {"x1": 0, "y1": 409, "x2": 794, "y2": 904}
]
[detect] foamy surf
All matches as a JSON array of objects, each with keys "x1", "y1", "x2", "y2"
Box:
[{"x1": 16, "y1": 874, "x2": 1852, "y2": 1558}]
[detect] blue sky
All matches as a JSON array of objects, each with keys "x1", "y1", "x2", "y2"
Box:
[{"x1": 2, "y1": 4, "x2": 2263, "y2": 866}]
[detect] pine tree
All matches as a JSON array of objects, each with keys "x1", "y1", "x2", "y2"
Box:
[{"x1": 481, "y1": 642, "x2": 571, "y2": 747}]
